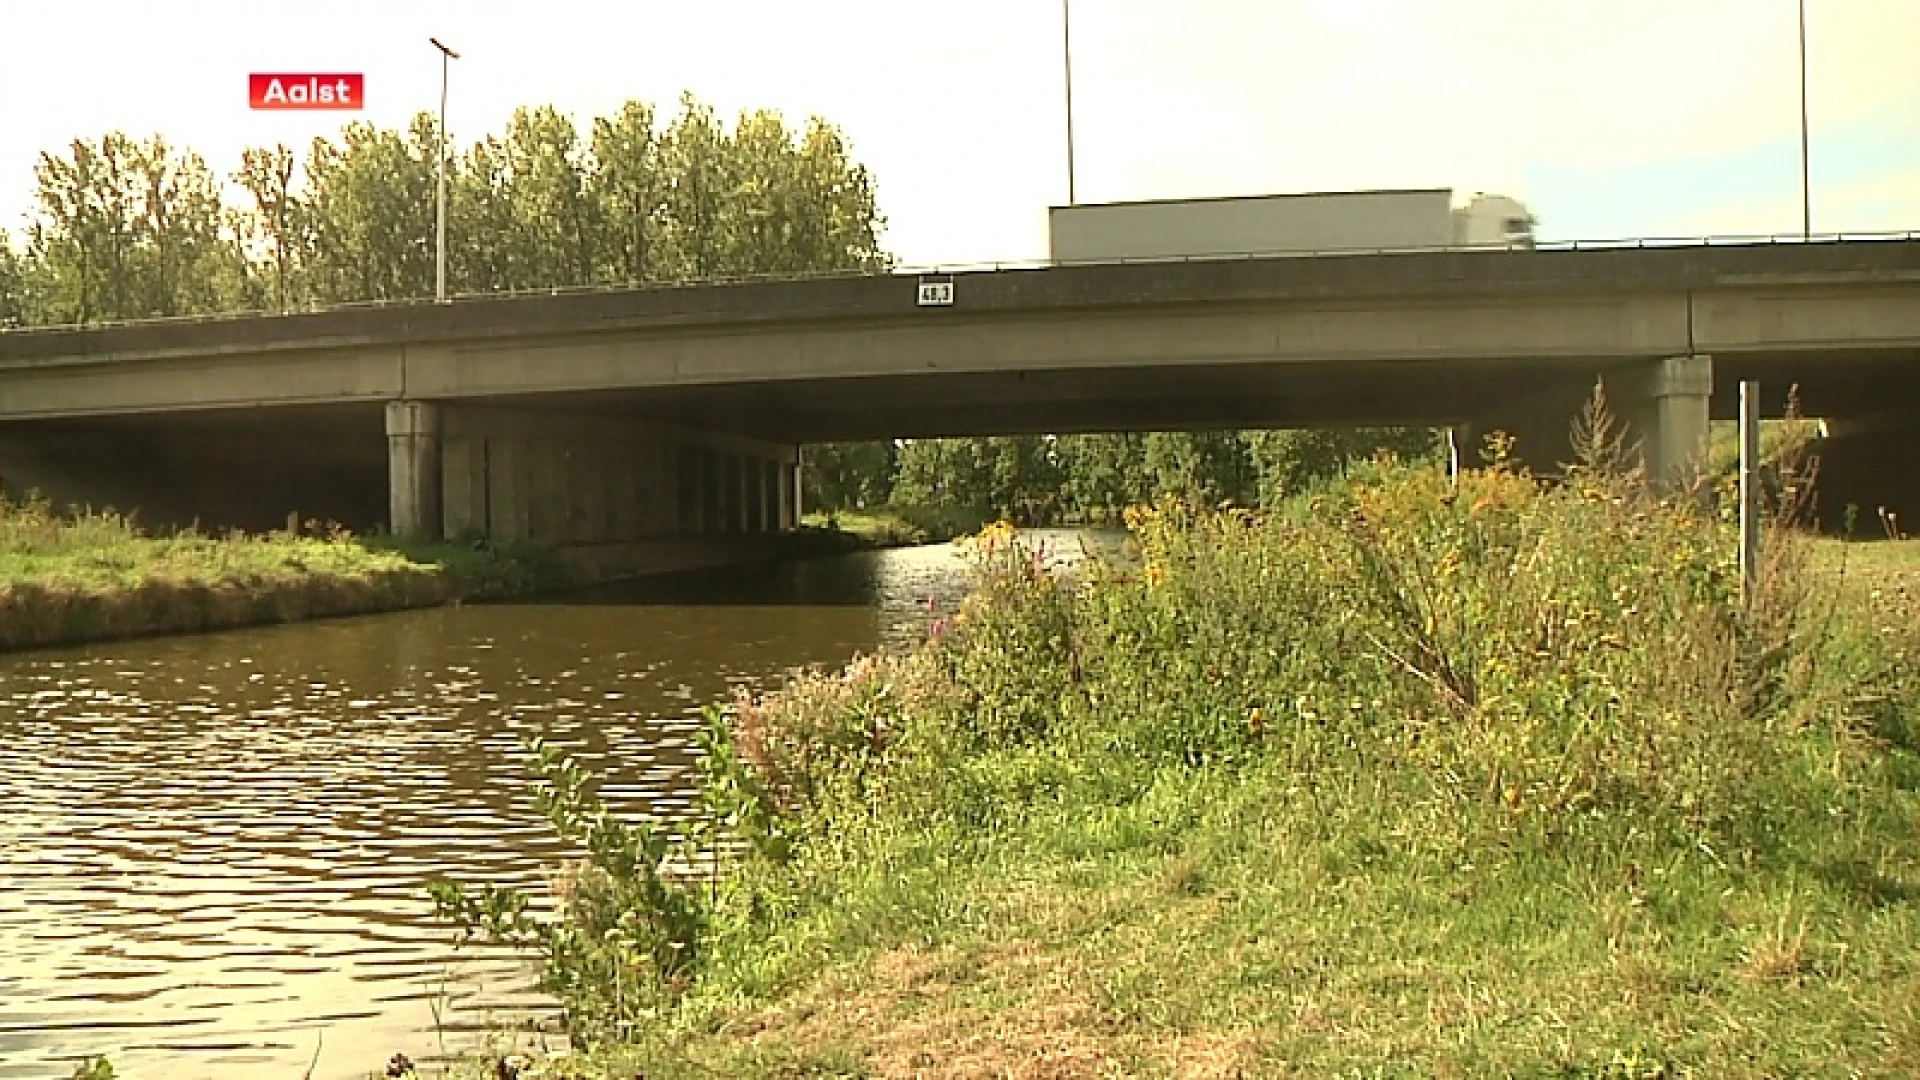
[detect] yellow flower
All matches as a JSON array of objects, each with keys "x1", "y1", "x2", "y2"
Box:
[{"x1": 1144, "y1": 562, "x2": 1166, "y2": 589}]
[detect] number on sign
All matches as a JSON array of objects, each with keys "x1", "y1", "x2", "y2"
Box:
[{"x1": 917, "y1": 280, "x2": 954, "y2": 307}]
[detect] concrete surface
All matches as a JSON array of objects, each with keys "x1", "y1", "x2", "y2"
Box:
[{"x1": 2, "y1": 240, "x2": 1917, "y2": 544}]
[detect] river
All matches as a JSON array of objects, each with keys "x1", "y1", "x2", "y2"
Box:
[{"x1": 0, "y1": 531, "x2": 1118, "y2": 1080}]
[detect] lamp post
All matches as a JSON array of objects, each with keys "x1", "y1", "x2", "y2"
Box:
[
  {"x1": 430, "y1": 36, "x2": 460, "y2": 302},
  {"x1": 1797, "y1": 0, "x2": 1810, "y2": 238},
  {"x1": 1063, "y1": 0, "x2": 1077, "y2": 205}
]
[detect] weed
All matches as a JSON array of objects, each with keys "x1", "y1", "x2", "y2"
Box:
[{"x1": 428, "y1": 736, "x2": 707, "y2": 1049}]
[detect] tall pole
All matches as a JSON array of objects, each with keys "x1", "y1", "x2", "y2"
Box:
[
  {"x1": 1739, "y1": 381, "x2": 1763, "y2": 608},
  {"x1": 1797, "y1": 0, "x2": 1811, "y2": 238},
  {"x1": 430, "y1": 37, "x2": 459, "y2": 302},
  {"x1": 1063, "y1": 0, "x2": 1077, "y2": 205}
]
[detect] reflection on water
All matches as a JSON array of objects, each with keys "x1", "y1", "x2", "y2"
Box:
[{"x1": 0, "y1": 533, "x2": 1115, "y2": 1080}]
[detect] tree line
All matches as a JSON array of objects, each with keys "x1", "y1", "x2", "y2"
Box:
[
  {"x1": 804, "y1": 427, "x2": 1444, "y2": 526},
  {"x1": 0, "y1": 93, "x2": 888, "y2": 327}
]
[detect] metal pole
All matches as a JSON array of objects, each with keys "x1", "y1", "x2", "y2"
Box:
[
  {"x1": 430, "y1": 37, "x2": 459, "y2": 302},
  {"x1": 1739, "y1": 380, "x2": 1762, "y2": 608},
  {"x1": 1063, "y1": 0, "x2": 1077, "y2": 205},
  {"x1": 1797, "y1": 0, "x2": 1811, "y2": 238}
]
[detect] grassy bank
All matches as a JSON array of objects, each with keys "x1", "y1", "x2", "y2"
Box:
[
  {"x1": 800, "y1": 506, "x2": 980, "y2": 548},
  {"x1": 0, "y1": 497, "x2": 573, "y2": 653},
  {"x1": 419, "y1": 439, "x2": 1920, "y2": 1079}
]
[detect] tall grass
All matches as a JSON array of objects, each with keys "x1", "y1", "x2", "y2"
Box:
[{"x1": 432, "y1": 408, "x2": 1920, "y2": 1077}]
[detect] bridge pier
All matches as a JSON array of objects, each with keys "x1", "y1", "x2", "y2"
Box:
[
  {"x1": 1457, "y1": 354, "x2": 1712, "y2": 493},
  {"x1": 386, "y1": 401, "x2": 443, "y2": 540},
  {"x1": 390, "y1": 403, "x2": 798, "y2": 546}
]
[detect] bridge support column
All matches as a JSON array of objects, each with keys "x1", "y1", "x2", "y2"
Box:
[
  {"x1": 386, "y1": 401, "x2": 443, "y2": 539},
  {"x1": 737, "y1": 453, "x2": 753, "y2": 534},
  {"x1": 778, "y1": 457, "x2": 797, "y2": 530},
  {"x1": 1613, "y1": 354, "x2": 1713, "y2": 493},
  {"x1": 760, "y1": 459, "x2": 779, "y2": 532}
]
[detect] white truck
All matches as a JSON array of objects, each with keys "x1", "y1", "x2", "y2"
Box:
[{"x1": 1047, "y1": 188, "x2": 1537, "y2": 264}]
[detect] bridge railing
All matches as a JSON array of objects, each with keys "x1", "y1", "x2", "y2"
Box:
[{"x1": 5, "y1": 230, "x2": 1917, "y2": 335}]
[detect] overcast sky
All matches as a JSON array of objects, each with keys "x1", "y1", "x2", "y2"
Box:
[{"x1": 1, "y1": 0, "x2": 1915, "y2": 267}]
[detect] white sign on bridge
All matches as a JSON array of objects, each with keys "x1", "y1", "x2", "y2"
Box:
[{"x1": 916, "y1": 277, "x2": 955, "y2": 307}]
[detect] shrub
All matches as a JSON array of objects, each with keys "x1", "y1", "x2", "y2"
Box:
[{"x1": 428, "y1": 738, "x2": 706, "y2": 1047}]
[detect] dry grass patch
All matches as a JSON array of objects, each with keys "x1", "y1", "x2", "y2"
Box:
[{"x1": 684, "y1": 938, "x2": 1270, "y2": 1080}]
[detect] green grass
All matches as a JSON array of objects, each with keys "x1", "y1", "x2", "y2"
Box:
[
  {"x1": 0, "y1": 497, "x2": 574, "y2": 651},
  {"x1": 1816, "y1": 536, "x2": 1920, "y2": 573},
  {"x1": 425, "y1": 448, "x2": 1920, "y2": 1080},
  {"x1": 801, "y1": 507, "x2": 938, "y2": 547}
]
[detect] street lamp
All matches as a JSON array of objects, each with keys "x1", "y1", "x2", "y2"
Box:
[
  {"x1": 430, "y1": 36, "x2": 460, "y2": 302},
  {"x1": 1797, "y1": 0, "x2": 1811, "y2": 237},
  {"x1": 1063, "y1": 0, "x2": 1077, "y2": 205}
]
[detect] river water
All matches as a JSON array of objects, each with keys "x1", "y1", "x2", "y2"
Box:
[{"x1": 0, "y1": 532, "x2": 1116, "y2": 1080}]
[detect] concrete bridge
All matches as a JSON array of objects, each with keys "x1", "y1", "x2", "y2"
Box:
[{"x1": 2, "y1": 239, "x2": 1918, "y2": 559}]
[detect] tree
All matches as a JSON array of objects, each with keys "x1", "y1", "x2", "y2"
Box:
[
  {"x1": 126, "y1": 136, "x2": 242, "y2": 317},
  {"x1": 657, "y1": 93, "x2": 733, "y2": 280},
  {"x1": 0, "y1": 231, "x2": 27, "y2": 326},
  {"x1": 234, "y1": 144, "x2": 305, "y2": 311},
  {"x1": 724, "y1": 109, "x2": 802, "y2": 276},
  {"x1": 1142, "y1": 431, "x2": 1257, "y2": 507},
  {"x1": 26, "y1": 133, "x2": 246, "y2": 323},
  {"x1": 801, "y1": 441, "x2": 897, "y2": 511},
  {"x1": 495, "y1": 105, "x2": 600, "y2": 289},
  {"x1": 12, "y1": 96, "x2": 892, "y2": 327},
  {"x1": 889, "y1": 435, "x2": 1062, "y2": 525},
  {"x1": 302, "y1": 115, "x2": 439, "y2": 303},
  {"x1": 791, "y1": 118, "x2": 888, "y2": 273},
  {"x1": 983, "y1": 435, "x2": 1061, "y2": 524},
  {"x1": 1054, "y1": 432, "x2": 1149, "y2": 521},
  {"x1": 589, "y1": 100, "x2": 673, "y2": 285},
  {"x1": 892, "y1": 437, "x2": 993, "y2": 521},
  {"x1": 28, "y1": 133, "x2": 139, "y2": 323},
  {"x1": 1243, "y1": 427, "x2": 1443, "y2": 505},
  {"x1": 450, "y1": 133, "x2": 517, "y2": 294}
]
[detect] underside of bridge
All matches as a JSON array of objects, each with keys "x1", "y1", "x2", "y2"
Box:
[
  {"x1": 3, "y1": 341, "x2": 1914, "y2": 544},
  {"x1": 0, "y1": 402, "x2": 801, "y2": 571}
]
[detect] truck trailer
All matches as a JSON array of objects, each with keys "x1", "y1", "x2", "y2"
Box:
[{"x1": 1046, "y1": 188, "x2": 1536, "y2": 264}]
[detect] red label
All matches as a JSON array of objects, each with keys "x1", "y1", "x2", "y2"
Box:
[{"x1": 249, "y1": 73, "x2": 365, "y2": 110}]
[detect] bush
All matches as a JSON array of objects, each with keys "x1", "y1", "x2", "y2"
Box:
[
  {"x1": 699, "y1": 403, "x2": 1916, "y2": 864},
  {"x1": 428, "y1": 738, "x2": 706, "y2": 1048}
]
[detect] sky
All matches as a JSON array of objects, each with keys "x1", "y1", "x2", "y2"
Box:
[{"x1": 0, "y1": 0, "x2": 1915, "y2": 268}]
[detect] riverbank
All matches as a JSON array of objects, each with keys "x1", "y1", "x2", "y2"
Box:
[
  {"x1": 800, "y1": 508, "x2": 936, "y2": 548},
  {"x1": 426, "y1": 457, "x2": 1920, "y2": 1079},
  {"x1": 0, "y1": 502, "x2": 575, "y2": 653},
  {"x1": 799, "y1": 505, "x2": 1006, "y2": 549},
  {"x1": 0, "y1": 497, "x2": 862, "y2": 653}
]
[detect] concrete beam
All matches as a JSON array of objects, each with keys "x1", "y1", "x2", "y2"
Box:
[
  {"x1": 6, "y1": 241, "x2": 1915, "y2": 371},
  {"x1": 1693, "y1": 283, "x2": 1920, "y2": 354},
  {"x1": 0, "y1": 345, "x2": 407, "y2": 420},
  {"x1": 405, "y1": 294, "x2": 1699, "y2": 401}
]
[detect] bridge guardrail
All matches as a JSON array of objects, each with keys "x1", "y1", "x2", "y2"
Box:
[{"x1": 4, "y1": 230, "x2": 1917, "y2": 335}]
